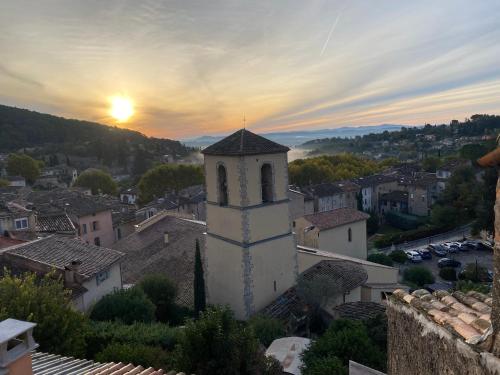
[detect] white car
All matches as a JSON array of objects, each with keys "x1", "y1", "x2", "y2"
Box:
[
  {"x1": 442, "y1": 242, "x2": 459, "y2": 253},
  {"x1": 405, "y1": 250, "x2": 422, "y2": 263}
]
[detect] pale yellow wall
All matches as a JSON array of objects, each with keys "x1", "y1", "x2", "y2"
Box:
[
  {"x1": 288, "y1": 190, "x2": 305, "y2": 220},
  {"x1": 205, "y1": 155, "x2": 242, "y2": 206},
  {"x1": 206, "y1": 204, "x2": 243, "y2": 242},
  {"x1": 78, "y1": 210, "x2": 114, "y2": 247},
  {"x1": 318, "y1": 220, "x2": 367, "y2": 260},
  {"x1": 247, "y1": 202, "x2": 291, "y2": 243}
]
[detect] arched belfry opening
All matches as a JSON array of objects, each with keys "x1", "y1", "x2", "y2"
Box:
[
  {"x1": 261, "y1": 163, "x2": 273, "y2": 203},
  {"x1": 218, "y1": 164, "x2": 228, "y2": 206}
]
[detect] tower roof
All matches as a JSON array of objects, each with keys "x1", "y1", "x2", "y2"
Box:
[{"x1": 202, "y1": 129, "x2": 290, "y2": 156}]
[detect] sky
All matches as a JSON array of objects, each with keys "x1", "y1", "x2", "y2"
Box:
[{"x1": 1, "y1": 0, "x2": 500, "y2": 139}]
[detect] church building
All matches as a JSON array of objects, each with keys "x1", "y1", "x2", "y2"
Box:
[{"x1": 202, "y1": 129, "x2": 298, "y2": 319}]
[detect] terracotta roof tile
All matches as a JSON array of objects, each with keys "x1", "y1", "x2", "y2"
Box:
[
  {"x1": 303, "y1": 208, "x2": 369, "y2": 230},
  {"x1": 391, "y1": 288, "x2": 493, "y2": 347}
]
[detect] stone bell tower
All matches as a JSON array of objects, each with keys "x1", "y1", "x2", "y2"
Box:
[{"x1": 202, "y1": 129, "x2": 298, "y2": 320}]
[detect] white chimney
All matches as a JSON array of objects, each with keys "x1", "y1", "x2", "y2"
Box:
[
  {"x1": 64, "y1": 260, "x2": 81, "y2": 285},
  {"x1": 0, "y1": 319, "x2": 38, "y2": 375},
  {"x1": 164, "y1": 232, "x2": 169, "y2": 245}
]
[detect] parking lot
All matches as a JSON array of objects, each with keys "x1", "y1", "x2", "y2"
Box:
[{"x1": 399, "y1": 244, "x2": 493, "y2": 284}]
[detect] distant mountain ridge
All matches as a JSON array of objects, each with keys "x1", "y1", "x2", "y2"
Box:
[{"x1": 183, "y1": 124, "x2": 411, "y2": 147}]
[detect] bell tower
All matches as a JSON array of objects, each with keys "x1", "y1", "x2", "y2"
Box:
[{"x1": 202, "y1": 129, "x2": 298, "y2": 319}]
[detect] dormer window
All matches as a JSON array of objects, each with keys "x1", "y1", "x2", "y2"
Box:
[
  {"x1": 261, "y1": 163, "x2": 273, "y2": 203},
  {"x1": 218, "y1": 164, "x2": 228, "y2": 206},
  {"x1": 14, "y1": 217, "x2": 28, "y2": 230}
]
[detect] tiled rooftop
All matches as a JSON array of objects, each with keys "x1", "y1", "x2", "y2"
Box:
[
  {"x1": 303, "y1": 208, "x2": 370, "y2": 230},
  {"x1": 331, "y1": 301, "x2": 386, "y2": 321},
  {"x1": 35, "y1": 213, "x2": 76, "y2": 234},
  {"x1": 31, "y1": 352, "x2": 175, "y2": 374},
  {"x1": 391, "y1": 288, "x2": 493, "y2": 346},
  {"x1": 202, "y1": 128, "x2": 289, "y2": 156}
]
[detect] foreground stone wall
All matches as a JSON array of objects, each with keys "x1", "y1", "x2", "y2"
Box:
[{"x1": 387, "y1": 299, "x2": 500, "y2": 375}]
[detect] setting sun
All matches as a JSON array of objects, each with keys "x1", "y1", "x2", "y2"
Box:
[{"x1": 110, "y1": 96, "x2": 134, "y2": 122}]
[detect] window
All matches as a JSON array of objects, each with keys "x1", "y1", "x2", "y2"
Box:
[
  {"x1": 94, "y1": 237, "x2": 101, "y2": 246},
  {"x1": 273, "y1": 280, "x2": 277, "y2": 292},
  {"x1": 92, "y1": 221, "x2": 99, "y2": 231},
  {"x1": 96, "y1": 269, "x2": 109, "y2": 285},
  {"x1": 14, "y1": 217, "x2": 28, "y2": 230},
  {"x1": 81, "y1": 223, "x2": 87, "y2": 234},
  {"x1": 217, "y1": 164, "x2": 228, "y2": 206},
  {"x1": 348, "y1": 227, "x2": 352, "y2": 242},
  {"x1": 261, "y1": 163, "x2": 273, "y2": 203},
  {"x1": 292, "y1": 221, "x2": 296, "y2": 228}
]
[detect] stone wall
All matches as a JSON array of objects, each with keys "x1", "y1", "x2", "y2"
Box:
[{"x1": 387, "y1": 299, "x2": 500, "y2": 375}]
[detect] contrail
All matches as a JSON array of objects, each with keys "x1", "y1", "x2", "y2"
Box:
[{"x1": 320, "y1": 14, "x2": 341, "y2": 57}]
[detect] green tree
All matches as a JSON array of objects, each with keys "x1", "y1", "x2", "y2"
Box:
[
  {"x1": 74, "y1": 169, "x2": 118, "y2": 195},
  {"x1": 459, "y1": 144, "x2": 487, "y2": 162},
  {"x1": 0, "y1": 179, "x2": 9, "y2": 187},
  {"x1": 0, "y1": 270, "x2": 87, "y2": 357},
  {"x1": 302, "y1": 356, "x2": 347, "y2": 375},
  {"x1": 248, "y1": 315, "x2": 285, "y2": 347},
  {"x1": 301, "y1": 319, "x2": 385, "y2": 374},
  {"x1": 366, "y1": 210, "x2": 379, "y2": 235},
  {"x1": 403, "y1": 266, "x2": 435, "y2": 287},
  {"x1": 367, "y1": 253, "x2": 393, "y2": 267},
  {"x1": 138, "y1": 274, "x2": 178, "y2": 324},
  {"x1": 6, "y1": 153, "x2": 41, "y2": 184},
  {"x1": 194, "y1": 239, "x2": 206, "y2": 317},
  {"x1": 90, "y1": 287, "x2": 156, "y2": 324},
  {"x1": 173, "y1": 306, "x2": 276, "y2": 375},
  {"x1": 95, "y1": 343, "x2": 172, "y2": 370},
  {"x1": 430, "y1": 205, "x2": 460, "y2": 228},
  {"x1": 389, "y1": 250, "x2": 407, "y2": 264},
  {"x1": 138, "y1": 164, "x2": 204, "y2": 203},
  {"x1": 422, "y1": 157, "x2": 442, "y2": 172},
  {"x1": 439, "y1": 267, "x2": 457, "y2": 281}
]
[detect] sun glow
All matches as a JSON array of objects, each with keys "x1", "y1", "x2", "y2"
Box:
[{"x1": 110, "y1": 96, "x2": 134, "y2": 122}]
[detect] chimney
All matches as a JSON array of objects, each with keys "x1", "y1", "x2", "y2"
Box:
[
  {"x1": 0, "y1": 319, "x2": 38, "y2": 375},
  {"x1": 164, "y1": 232, "x2": 169, "y2": 245},
  {"x1": 64, "y1": 260, "x2": 81, "y2": 285}
]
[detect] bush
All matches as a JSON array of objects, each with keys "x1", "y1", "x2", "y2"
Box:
[
  {"x1": 456, "y1": 280, "x2": 491, "y2": 294},
  {"x1": 439, "y1": 267, "x2": 457, "y2": 281},
  {"x1": 389, "y1": 250, "x2": 407, "y2": 264},
  {"x1": 403, "y1": 266, "x2": 435, "y2": 287},
  {"x1": 0, "y1": 270, "x2": 87, "y2": 357},
  {"x1": 248, "y1": 315, "x2": 286, "y2": 347},
  {"x1": 138, "y1": 274, "x2": 178, "y2": 324},
  {"x1": 95, "y1": 343, "x2": 172, "y2": 370},
  {"x1": 374, "y1": 225, "x2": 450, "y2": 248},
  {"x1": 301, "y1": 319, "x2": 385, "y2": 374},
  {"x1": 302, "y1": 356, "x2": 347, "y2": 375},
  {"x1": 459, "y1": 263, "x2": 490, "y2": 282},
  {"x1": 367, "y1": 253, "x2": 394, "y2": 267},
  {"x1": 86, "y1": 321, "x2": 179, "y2": 358},
  {"x1": 90, "y1": 287, "x2": 156, "y2": 324}
]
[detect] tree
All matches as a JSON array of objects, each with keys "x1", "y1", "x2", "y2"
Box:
[
  {"x1": 0, "y1": 270, "x2": 87, "y2": 357},
  {"x1": 6, "y1": 153, "x2": 41, "y2": 184},
  {"x1": 194, "y1": 239, "x2": 206, "y2": 317},
  {"x1": 389, "y1": 250, "x2": 407, "y2": 264},
  {"x1": 302, "y1": 356, "x2": 346, "y2": 375},
  {"x1": 366, "y1": 210, "x2": 379, "y2": 235},
  {"x1": 473, "y1": 167, "x2": 497, "y2": 234},
  {"x1": 138, "y1": 274, "x2": 178, "y2": 324},
  {"x1": 403, "y1": 266, "x2": 435, "y2": 287},
  {"x1": 90, "y1": 287, "x2": 156, "y2": 324},
  {"x1": 248, "y1": 315, "x2": 285, "y2": 347},
  {"x1": 301, "y1": 319, "x2": 385, "y2": 374},
  {"x1": 74, "y1": 169, "x2": 118, "y2": 195},
  {"x1": 422, "y1": 157, "x2": 442, "y2": 172},
  {"x1": 173, "y1": 306, "x2": 277, "y2": 375},
  {"x1": 367, "y1": 253, "x2": 393, "y2": 267},
  {"x1": 95, "y1": 343, "x2": 172, "y2": 370},
  {"x1": 430, "y1": 205, "x2": 460, "y2": 228},
  {"x1": 0, "y1": 179, "x2": 9, "y2": 187},
  {"x1": 138, "y1": 164, "x2": 204, "y2": 203},
  {"x1": 439, "y1": 267, "x2": 457, "y2": 281}
]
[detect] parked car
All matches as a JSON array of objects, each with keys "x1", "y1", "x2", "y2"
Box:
[
  {"x1": 438, "y1": 258, "x2": 462, "y2": 268},
  {"x1": 442, "y1": 243, "x2": 459, "y2": 254},
  {"x1": 428, "y1": 244, "x2": 447, "y2": 257},
  {"x1": 405, "y1": 250, "x2": 423, "y2": 263},
  {"x1": 477, "y1": 241, "x2": 494, "y2": 251},
  {"x1": 417, "y1": 248, "x2": 432, "y2": 260}
]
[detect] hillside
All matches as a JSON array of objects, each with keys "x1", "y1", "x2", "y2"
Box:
[{"x1": 0, "y1": 104, "x2": 192, "y2": 173}]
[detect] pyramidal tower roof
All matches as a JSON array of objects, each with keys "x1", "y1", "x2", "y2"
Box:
[{"x1": 202, "y1": 129, "x2": 290, "y2": 156}]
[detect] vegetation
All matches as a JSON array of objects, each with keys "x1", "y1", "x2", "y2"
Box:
[
  {"x1": 403, "y1": 266, "x2": 435, "y2": 287},
  {"x1": 458, "y1": 263, "x2": 491, "y2": 283},
  {"x1": 138, "y1": 164, "x2": 204, "y2": 203},
  {"x1": 248, "y1": 315, "x2": 285, "y2": 347},
  {"x1": 0, "y1": 104, "x2": 192, "y2": 169},
  {"x1": 422, "y1": 156, "x2": 442, "y2": 172},
  {"x1": 388, "y1": 250, "x2": 408, "y2": 264},
  {"x1": 375, "y1": 225, "x2": 451, "y2": 248},
  {"x1": 74, "y1": 169, "x2": 118, "y2": 195},
  {"x1": 6, "y1": 153, "x2": 42, "y2": 184},
  {"x1": 439, "y1": 267, "x2": 457, "y2": 281},
  {"x1": 138, "y1": 274, "x2": 179, "y2": 324},
  {"x1": 367, "y1": 253, "x2": 394, "y2": 267},
  {"x1": 301, "y1": 319, "x2": 386, "y2": 374},
  {"x1": 90, "y1": 287, "x2": 156, "y2": 324},
  {"x1": 194, "y1": 239, "x2": 206, "y2": 317},
  {"x1": 95, "y1": 343, "x2": 172, "y2": 370},
  {"x1": 0, "y1": 179, "x2": 9, "y2": 187},
  {"x1": 288, "y1": 153, "x2": 392, "y2": 187},
  {"x1": 366, "y1": 210, "x2": 380, "y2": 235},
  {"x1": 456, "y1": 280, "x2": 491, "y2": 294},
  {"x1": 173, "y1": 306, "x2": 281, "y2": 374},
  {"x1": 0, "y1": 270, "x2": 87, "y2": 357}
]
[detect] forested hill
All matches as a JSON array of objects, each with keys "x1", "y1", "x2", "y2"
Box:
[{"x1": 0, "y1": 104, "x2": 192, "y2": 166}]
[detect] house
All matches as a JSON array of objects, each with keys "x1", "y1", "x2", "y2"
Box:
[
  {"x1": 177, "y1": 184, "x2": 206, "y2": 221},
  {"x1": 294, "y1": 208, "x2": 369, "y2": 259},
  {"x1": 379, "y1": 190, "x2": 409, "y2": 215},
  {"x1": 355, "y1": 175, "x2": 398, "y2": 212},
  {"x1": 302, "y1": 181, "x2": 361, "y2": 213},
  {"x1": 34, "y1": 212, "x2": 76, "y2": 236},
  {"x1": 120, "y1": 187, "x2": 138, "y2": 205},
  {"x1": 111, "y1": 211, "x2": 206, "y2": 306},
  {"x1": 0, "y1": 201, "x2": 36, "y2": 235},
  {"x1": 26, "y1": 189, "x2": 115, "y2": 247},
  {"x1": 6, "y1": 176, "x2": 26, "y2": 187},
  {"x1": 0, "y1": 236, "x2": 124, "y2": 311},
  {"x1": 0, "y1": 318, "x2": 181, "y2": 375},
  {"x1": 288, "y1": 188, "x2": 315, "y2": 220},
  {"x1": 436, "y1": 159, "x2": 470, "y2": 192},
  {"x1": 135, "y1": 196, "x2": 178, "y2": 222}
]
